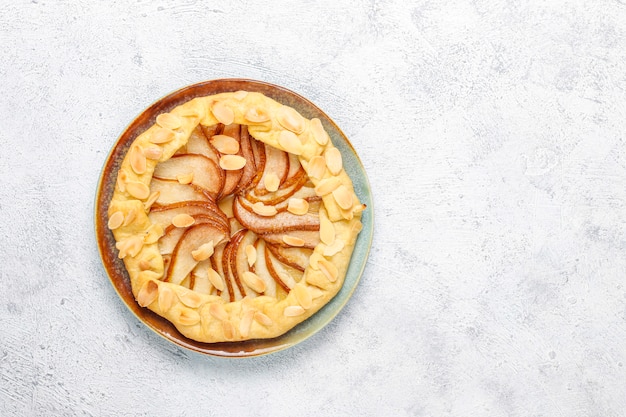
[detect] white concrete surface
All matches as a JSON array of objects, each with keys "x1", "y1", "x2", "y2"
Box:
[{"x1": 2, "y1": 1, "x2": 626, "y2": 416}]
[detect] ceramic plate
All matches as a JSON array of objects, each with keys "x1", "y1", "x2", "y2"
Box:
[{"x1": 95, "y1": 79, "x2": 373, "y2": 357}]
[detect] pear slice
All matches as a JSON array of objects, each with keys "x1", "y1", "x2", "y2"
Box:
[
  {"x1": 217, "y1": 124, "x2": 244, "y2": 198},
  {"x1": 210, "y1": 242, "x2": 228, "y2": 301},
  {"x1": 222, "y1": 230, "x2": 246, "y2": 301},
  {"x1": 165, "y1": 223, "x2": 228, "y2": 285},
  {"x1": 232, "y1": 125, "x2": 257, "y2": 194},
  {"x1": 233, "y1": 196, "x2": 320, "y2": 234},
  {"x1": 153, "y1": 154, "x2": 224, "y2": 200},
  {"x1": 232, "y1": 230, "x2": 262, "y2": 297},
  {"x1": 148, "y1": 201, "x2": 229, "y2": 232},
  {"x1": 255, "y1": 143, "x2": 289, "y2": 195},
  {"x1": 150, "y1": 178, "x2": 209, "y2": 205},
  {"x1": 266, "y1": 244, "x2": 312, "y2": 272},
  {"x1": 251, "y1": 239, "x2": 277, "y2": 297},
  {"x1": 264, "y1": 244, "x2": 298, "y2": 292},
  {"x1": 245, "y1": 169, "x2": 308, "y2": 205},
  {"x1": 186, "y1": 125, "x2": 220, "y2": 164}
]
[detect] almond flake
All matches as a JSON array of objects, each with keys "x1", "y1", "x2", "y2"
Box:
[
  {"x1": 137, "y1": 280, "x2": 158, "y2": 307},
  {"x1": 278, "y1": 130, "x2": 303, "y2": 155},
  {"x1": 282, "y1": 235, "x2": 305, "y2": 247},
  {"x1": 242, "y1": 271, "x2": 266, "y2": 293},
  {"x1": 156, "y1": 113, "x2": 182, "y2": 130},
  {"x1": 176, "y1": 172, "x2": 194, "y2": 184},
  {"x1": 309, "y1": 253, "x2": 324, "y2": 270},
  {"x1": 233, "y1": 90, "x2": 249, "y2": 100},
  {"x1": 212, "y1": 101, "x2": 235, "y2": 125},
  {"x1": 254, "y1": 312, "x2": 274, "y2": 327},
  {"x1": 239, "y1": 309, "x2": 255, "y2": 338},
  {"x1": 263, "y1": 173, "x2": 280, "y2": 192},
  {"x1": 211, "y1": 134, "x2": 240, "y2": 154},
  {"x1": 252, "y1": 202, "x2": 277, "y2": 217},
  {"x1": 178, "y1": 289, "x2": 203, "y2": 308},
  {"x1": 287, "y1": 198, "x2": 309, "y2": 215},
  {"x1": 309, "y1": 286, "x2": 324, "y2": 299},
  {"x1": 277, "y1": 106, "x2": 305, "y2": 134},
  {"x1": 319, "y1": 214, "x2": 335, "y2": 245},
  {"x1": 244, "y1": 107, "x2": 270, "y2": 123},
  {"x1": 207, "y1": 268, "x2": 225, "y2": 291},
  {"x1": 307, "y1": 156, "x2": 326, "y2": 179},
  {"x1": 143, "y1": 224, "x2": 164, "y2": 244},
  {"x1": 222, "y1": 320, "x2": 235, "y2": 340},
  {"x1": 139, "y1": 260, "x2": 151, "y2": 271},
  {"x1": 314, "y1": 177, "x2": 341, "y2": 196},
  {"x1": 245, "y1": 244, "x2": 256, "y2": 267},
  {"x1": 318, "y1": 258, "x2": 338, "y2": 282},
  {"x1": 219, "y1": 154, "x2": 246, "y2": 170},
  {"x1": 107, "y1": 211, "x2": 124, "y2": 230},
  {"x1": 122, "y1": 208, "x2": 136, "y2": 227},
  {"x1": 311, "y1": 118, "x2": 329, "y2": 145},
  {"x1": 191, "y1": 242, "x2": 214, "y2": 262},
  {"x1": 323, "y1": 239, "x2": 345, "y2": 257},
  {"x1": 158, "y1": 285, "x2": 176, "y2": 312},
  {"x1": 178, "y1": 309, "x2": 200, "y2": 326},
  {"x1": 284, "y1": 305, "x2": 305, "y2": 317},
  {"x1": 324, "y1": 147, "x2": 343, "y2": 175},
  {"x1": 143, "y1": 191, "x2": 160, "y2": 211},
  {"x1": 116, "y1": 171, "x2": 128, "y2": 192},
  {"x1": 126, "y1": 181, "x2": 150, "y2": 200},
  {"x1": 332, "y1": 185, "x2": 353, "y2": 210},
  {"x1": 115, "y1": 235, "x2": 144, "y2": 258},
  {"x1": 294, "y1": 285, "x2": 312, "y2": 309},
  {"x1": 130, "y1": 145, "x2": 147, "y2": 174},
  {"x1": 172, "y1": 213, "x2": 195, "y2": 228},
  {"x1": 150, "y1": 128, "x2": 175, "y2": 144},
  {"x1": 209, "y1": 303, "x2": 229, "y2": 321},
  {"x1": 143, "y1": 146, "x2": 163, "y2": 160}
]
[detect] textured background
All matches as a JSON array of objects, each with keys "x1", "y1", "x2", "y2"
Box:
[{"x1": 2, "y1": 1, "x2": 626, "y2": 416}]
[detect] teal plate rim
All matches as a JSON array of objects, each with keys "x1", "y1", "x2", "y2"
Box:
[{"x1": 94, "y1": 79, "x2": 374, "y2": 357}]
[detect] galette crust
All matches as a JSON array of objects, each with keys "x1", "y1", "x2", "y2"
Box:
[{"x1": 108, "y1": 91, "x2": 364, "y2": 343}]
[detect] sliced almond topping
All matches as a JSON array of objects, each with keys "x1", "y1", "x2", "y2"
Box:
[
  {"x1": 178, "y1": 290, "x2": 203, "y2": 308},
  {"x1": 150, "y1": 128, "x2": 175, "y2": 144},
  {"x1": 318, "y1": 258, "x2": 338, "y2": 282},
  {"x1": 239, "y1": 309, "x2": 255, "y2": 338},
  {"x1": 294, "y1": 285, "x2": 313, "y2": 309},
  {"x1": 191, "y1": 242, "x2": 214, "y2": 262},
  {"x1": 219, "y1": 154, "x2": 246, "y2": 170},
  {"x1": 314, "y1": 177, "x2": 341, "y2": 196},
  {"x1": 233, "y1": 90, "x2": 248, "y2": 100},
  {"x1": 176, "y1": 172, "x2": 194, "y2": 184},
  {"x1": 137, "y1": 280, "x2": 158, "y2": 307},
  {"x1": 277, "y1": 105, "x2": 305, "y2": 134},
  {"x1": 324, "y1": 147, "x2": 343, "y2": 175},
  {"x1": 207, "y1": 268, "x2": 225, "y2": 291},
  {"x1": 107, "y1": 211, "x2": 124, "y2": 230},
  {"x1": 245, "y1": 244, "x2": 256, "y2": 267},
  {"x1": 179, "y1": 106, "x2": 201, "y2": 119},
  {"x1": 332, "y1": 185, "x2": 353, "y2": 210},
  {"x1": 143, "y1": 191, "x2": 160, "y2": 211},
  {"x1": 309, "y1": 286, "x2": 324, "y2": 299},
  {"x1": 320, "y1": 214, "x2": 335, "y2": 245},
  {"x1": 130, "y1": 145, "x2": 147, "y2": 175},
  {"x1": 284, "y1": 305, "x2": 305, "y2": 317},
  {"x1": 222, "y1": 320, "x2": 235, "y2": 340},
  {"x1": 311, "y1": 118, "x2": 329, "y2": 145},
  {"x1": 116, "y1": 172, "x2": 127, "y2": 192},
  {"x1": 309, "y1": 252, "x2": 324, "y2": 270},
  {"x1": 278, "y1": 130, "x2": 303, "y2": 155},
  {"x1": 156, "y1": 113, "x2": 182, "y2": 130},
  {"x1": 209, "y1": 303, "x2": 229, "y2": 321},
  {"x1": 178, "y1": 309, "x2": 200, "y2": 326},
  {"x1": 263, "y1": 173, "x2": 280, "y2": 192},
  {"x1": 254, "y1": 311, "x2": 274, "y2": 327},
  {"x1": 122, "y1": 208, "x2": 136, "y2": 227},
  {"x1": 126, "y1": 181, "x2": 150, "y2": 200},
  {"x1": 242, "y1": 271, "x2": 267, "y2": 293},
  {"x1": 211, "y1": 134, "x2": 240, "y2": 154},
  {"x1": 244, "y1": 107, "x2": 270, "y2": 123},
  {"x1": 287, "y1": 198, "x2": 309, "y2": 215},
  {"x1": 282, "y1": 235, "x2": 305, "y2": 247},
  {"x1": 144, "y1": 224, "x2": 164, "y2": 244},
  {"x1": 323, "y1": 239, "x2": 345, "y2": 257},
  {"x1": 115, "y1": 235, "x2": 144, "y2": 258},
  {"x1": 252, "y1": 202, "x2": 278, "y2": 217},
  {"x1": 158, "y1": 285, "x2": 176, "y2": 312},
  {"x1": 211, "y1": 101, "x2": 235, "y2": 125},
  {"x1": 351, "y1": 220, "x2": 363, "y2": 234},
  {"x1": 307, "y1": 156, "x2": 326, "y2": 179},
  {"x1": 172, "y1": 213, "x2": 195, "y2": 228},
  {"x1": 143, "y1": 146, "x2": 163, "y2": 160},
  {"x1": 138, "y1": 259, "x2": 151, "y2": 271}
]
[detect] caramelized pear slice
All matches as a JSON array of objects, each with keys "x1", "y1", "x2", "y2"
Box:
[
  {"x1": 251, "y1": 239, "x2": 277, "y2": 297},
  {"x1": 256, "y1": 143, "x2": 289, "y2": 195},
  {"x1": 153, "y1": 154, "x2": 224, "y2": 200},
  {"x1": 233, "y1": 196, "x2": 320, "y2": 234},
  {"x1": 165, "y1": 223, "x2": 228, "y2": 285},
  {"x1": 150, "y1": 178, "x2": 208, "y2": 205},
  {"x1": 186, "y1": 125, "x2": 220, "y2": 164},
  {"x1": 217, "y1": 124, "x2": 244, "y2": 198},
  {"x1": 261, "y1": 230, "x2": 321, "y2": 249},
  {"x1": 266, "y1": 244, "x2": 312, "y2": 272},
  {"x1": 148, "y1": 201, "x2": 229, "y2": 232}
]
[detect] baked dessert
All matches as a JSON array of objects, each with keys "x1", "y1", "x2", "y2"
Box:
[{"x1": 107, "y1": 91, "x2": 364, "y2": 343}]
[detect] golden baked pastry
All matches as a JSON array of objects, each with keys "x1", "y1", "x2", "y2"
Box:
[{"x1": 107, "y1": 91, "x2": 364, "y2": 343}]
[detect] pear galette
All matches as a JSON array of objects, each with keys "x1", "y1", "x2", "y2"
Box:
[{"x1": 108, "y1": 91, "x2": 364, "y2": 343}]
